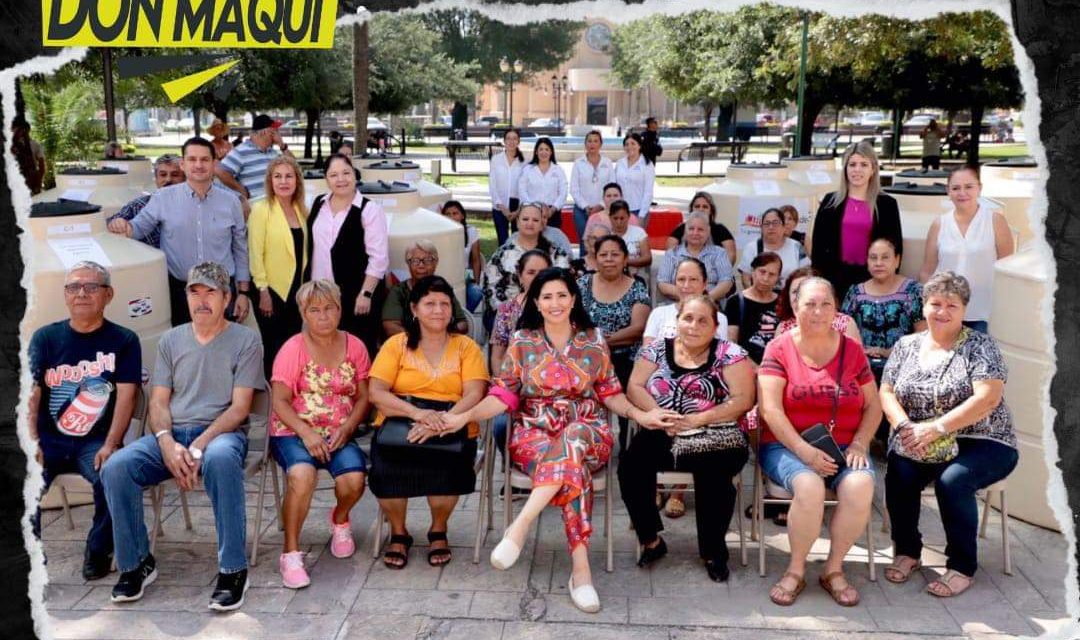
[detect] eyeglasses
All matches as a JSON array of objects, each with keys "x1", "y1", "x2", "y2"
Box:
[
  {"x1": 64, "y1": 282, "x2": 108, "y2": 294},
  {"x1": 406, "y1": 257, "x2": 437, "y2": 266},
  {"x1": 760, "y1": 220, "x2": 782, "y2": 228}
]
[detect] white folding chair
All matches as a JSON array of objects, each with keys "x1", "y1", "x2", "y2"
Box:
[
  {"x1": 53, "y1": 385, "x2": 149, "y2": 530},
  {"x1": 148, "y1": 388, "x2": 271, "y2": 556},
  {"x1": 751, "y1": 431, "x2": 877, "y2": 580},
  {"x1": 625, "y1": 421, "x2": 748, "y2": 567},
  {"x1": 880, "y1": 478, "x2": 1012, "y2": 575}
]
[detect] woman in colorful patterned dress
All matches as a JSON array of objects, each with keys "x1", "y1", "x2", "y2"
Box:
[
  {"x1": 620, "y1": 295, "x2": 756, "y2": 582},
  {"x1": 269, "y1": 280, "x2": 372, "y2": 589},
  {"x1": 443, "y1": 268, "x2": 676, "y2": 613}
]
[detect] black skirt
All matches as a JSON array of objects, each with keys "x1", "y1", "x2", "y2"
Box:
[{"x1": 368, "y1": 435, "x2": 477, "y2": 499}]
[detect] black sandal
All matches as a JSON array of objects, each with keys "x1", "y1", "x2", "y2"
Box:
[
  {"x1": 427, "y1": 531, "x2": 452, "y2": 566},
  {"x1": 382, "y1": 533, "x2": 413, "y2": 570}
]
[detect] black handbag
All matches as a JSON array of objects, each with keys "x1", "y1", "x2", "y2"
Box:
[
  {"x1": 373, "y1": 397, "x2": 466, "y2": 454},
  {"x1": 800, "y1": 337, "x2": 848, "y2": 484}
]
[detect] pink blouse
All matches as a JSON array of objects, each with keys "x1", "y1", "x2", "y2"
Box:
[
  {"x1": 840, "y1": 197, "x2": 873, "y2": 265},
  {"x1": 269, "y1": 333, "x2": 371, "y2": 438},
  {"x1": 310, "y1": 191, "x2": 389, "y2": 282}
]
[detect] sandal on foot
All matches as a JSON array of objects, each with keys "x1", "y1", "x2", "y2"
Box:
[
  {"x1": 927, "y1": 569, "x2": 973, "y2": 598},
  {"x1": 427, "y1": 530, "x2": 452, "y2": 567},
  {"x1": 819, "y1": 571, "x2": 860, "y2": 607},
  {"x1": 769, "y1": 571, "x2": 806, "y2": 606},
  {"x1": 884, "y1": 555, "x2": 922, "y2": 584},
  {"x1": 664, "y1": 496, "x2": 686, "y2": 519},
  {"x1": 382, "y1": 533, "x2": 413, "y2": 570}
]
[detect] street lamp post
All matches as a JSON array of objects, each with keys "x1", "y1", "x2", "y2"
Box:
[
  {"x1": 500, "y1": 58, "x2": 523, "y2": 126},
  {"x1": 551, "y1": 74, "x2": 569, "y2": 129}
]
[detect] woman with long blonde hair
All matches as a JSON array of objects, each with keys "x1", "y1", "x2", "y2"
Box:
[
  {"x1": 809, "y1": 140, "x2": 902, "y2": 302},
  {"x1": 248, "y1": 154, "x2": 309, "y2": 374}
]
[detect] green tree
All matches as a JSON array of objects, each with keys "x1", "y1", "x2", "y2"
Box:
[{"x1": 23, "y1": 77, "x2": 107, "y2": 189}]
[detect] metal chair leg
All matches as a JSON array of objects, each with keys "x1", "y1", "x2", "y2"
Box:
[
  {"x1": 370, "y1": 506, "x2": 386, "y2": 559},
  {"x1": 473, "y1": 430, "x2": 490, "y2": 564},
  {"x1": 179, "y1": 489, "x2": 193, "y2": 531},
  {"x1": 1000, "y1": 489, "x2": 1012, "y2": 575},
  {"x1": 979, "y1": 489, "x2": 992, "y2": 539},
  {"x1": 605, "y1": 463, "x2": 614, "y2": 573},
  {"x1": 271, "y1": 463, "x2": 284, "y2": 532},
  {"x1": 250, "y1": 460, "x2": 270, "y2": 567},
  {"x1": 866, "y1": 518, "x2": 877, "y2": 582},
  {"x1": 59, "y1": 486, "x2": 75, "y2": 531},
  {"x1": 149, "y1": 485, "x2": 164, "y2": 555},
  {"x1": 736, "y1": 477, "x2": 747, "y2": 567}
]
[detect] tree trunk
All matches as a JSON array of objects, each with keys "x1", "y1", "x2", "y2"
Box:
[
  {"x1": 353, "y1": 21, "x2": 370, "y2": 153},
  {"x1": 715, "y1": 103, "x2": 735, "y2": 142},
  {"x1": 702, "y1": 104, "x2": 714, "y2": 140},
  {"x1": 891, "y1": 106, "x2": 903, "y2": 161},
  {"x1": 452, "y1": 101, "x2": 468, "y2": 140},
  {"x1": 796, "y1": 99, "x2": 824, "y2": 156},
  {"x1": 304, "y1": 108, "x2": 319, "y2": 159},
  {"x1": 192, "y1": 107, "x2": 201, "y2": 137},
  {"x1": 968, "y1": 102, "x2": 984, "y2": 165}
]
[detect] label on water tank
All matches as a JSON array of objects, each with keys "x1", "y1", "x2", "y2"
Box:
[
  {"x1": 100, "y1": 162, "x2": 130, "y2": 173},
  {"x1": 47, "y1": 237, "x2": 112, "y2": 269},
  {"x1": 403, "y1": 171, "x2": 420, "y2": 183},
  {"x1": 752, "y1": 180, "x2": 781, "y2": 196},
  {"x1": 378, "y1": 197, "x2": 398, "y2": 209},
  {"x1": 1014, "y1": 173, "x2": 1039, "y2": 181},
  {"x1": 806, "y1": 171, "x2": 833, "y2": 185},
  {"x1": 59, "y1": 189, "x2": 93, "y2": 202},
  {"x1": 47, "y1": 223, "x2": 92, "y2": 236},
  {"x1": 127, "y1": 296, "x2": 153, "y2": 318}
]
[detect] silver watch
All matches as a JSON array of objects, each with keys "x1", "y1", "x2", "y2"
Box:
[{"x1": 189, "y1": 446, "x2": 203, "y2": 461}]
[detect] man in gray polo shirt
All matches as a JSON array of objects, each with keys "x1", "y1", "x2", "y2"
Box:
[
  {"x1": 101, "y1": 261, "x2": 263, "y2": 611},
  {"x1": 108, "y1": 137, "x2": 251, "y2": 325},
  {"x1": 216, "y1": 114, "x2": 291, "y2": 201}
]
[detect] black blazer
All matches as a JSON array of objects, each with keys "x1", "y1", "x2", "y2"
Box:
[
  {"x1": 305, "y1": 193, "x2": 378, "y2": 301},
  {"x1": 810, "y1": 191, "x2": 903, "y2": 280}
]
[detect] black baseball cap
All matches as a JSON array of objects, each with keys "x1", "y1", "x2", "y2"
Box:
[{"x1": 252, "y1": 114, "x2": 282, "y2": 132}]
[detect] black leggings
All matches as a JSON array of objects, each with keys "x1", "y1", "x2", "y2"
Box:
[
  {"x1": 618, "y1": 428, "x2": 748, "y2": 564},
  {"x1": 250, "y1": 286, "x2": 302, "y2": 378}
]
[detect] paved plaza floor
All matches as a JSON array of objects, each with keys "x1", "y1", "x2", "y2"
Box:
[{"x1": 40, "y1": 454, "x2": 1074, "y2": 640}]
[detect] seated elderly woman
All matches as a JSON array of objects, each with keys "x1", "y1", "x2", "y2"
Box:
[
  {"x1": 442, "y1": 268, "x2": 674, "y2": 613},
  {"x1": 881, "y1": 272, "x2": 1018, "y2": 598},
  {"x1": 620, "y1": 294, "x2": 755, "y2": 582},
  {"x1": 656, "y1": 210, "x2": 734, "y2": 303},
  {"x1": 382, "y1": 240, "x2": 468, "y2": 337},
  {"x1": 269, "y1": 280, "x2": 371, "y2": 589},
  {"x1": 757, "y1": 276, "x2": 881, "y2": 607},
  {"x1": 368, "y1": 276, "x2": 488, "y2": 569}
]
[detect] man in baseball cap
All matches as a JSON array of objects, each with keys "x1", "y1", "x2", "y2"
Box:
[
  {"x1": 216, "y1": 113, "x2": 291, "y2": 201},
  {"x1": 102, "y1": 261, "x2": 264, "y2": 611}
]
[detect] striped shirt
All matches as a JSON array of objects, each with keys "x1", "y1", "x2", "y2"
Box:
[
  {"x1": 129, "y1": 182, "x2": 249, "y2": 282},
  {"x1": 218, "y1": 139, "x2": 279, "y2": 199}
]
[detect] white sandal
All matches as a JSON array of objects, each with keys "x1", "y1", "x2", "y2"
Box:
[{"x1": 568, "y1": 576, "x2": 600, "y2": 613}]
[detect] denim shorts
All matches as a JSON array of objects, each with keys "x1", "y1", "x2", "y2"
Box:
[
  {"x1": 759, "y1": 442, "x2": 875, "y2": 494},
  {"x1": 270, "y1": 435, "x2": 367, "y2": 477}
]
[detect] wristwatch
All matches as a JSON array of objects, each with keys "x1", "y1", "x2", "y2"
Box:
[
  {"x1": 189, "y1": 446, "x2": 203, "y2": 461},
  {"x1": 361, "y1": 290, "x2": 373, "y2": 299}
]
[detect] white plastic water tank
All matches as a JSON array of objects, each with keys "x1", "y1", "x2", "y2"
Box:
[
  {"x1": 991, "y1": 248, "x2": 1057, "y2": 530},
  {"x1": 96, "y1": 156, "x2": 155, "y2": 192},
  {"x1": 24, "y1": 201, "x2": 171, "y2": 380},
  {"x1": 882, "y1": 183, "x2": 1011, "y2": 279},
  {"x1": 892, "y1": 168, "x2": 950, "y2": 187},
  {"x1": 980, "y1": 158, "x2": 1038, "y2": 248},
  {"x1": 358, "y1": 181, "x2": 466, "y2": 305},
  {"x1": 34, "y1": 168, "x2": 148, "y2": 218},
  {"x1": 360, "y1": 160, "x2": 450, "y2": 211},
  {"x1": 703, "y1": 163, "x2": 819, "y2": 259}
]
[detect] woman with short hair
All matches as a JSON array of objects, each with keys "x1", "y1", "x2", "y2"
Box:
[
  {"x1": 666, "y1": 192, "x2": 737, "y2": 265},
  {"x1": 657, "y1": 211, "x2": 734, "y2": 303}
]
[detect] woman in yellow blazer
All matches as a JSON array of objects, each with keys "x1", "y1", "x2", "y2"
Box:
[{"x1": 248, "y1": 155, "x2": 310, "y2": 375}]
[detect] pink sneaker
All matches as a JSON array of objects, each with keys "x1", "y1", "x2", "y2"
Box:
[
  {"x1": 279, "y1": 551, "x2": 310, "y2": 589},
  {"x1": 328, "y1": 510, "x2": 356, "y2": 558}
]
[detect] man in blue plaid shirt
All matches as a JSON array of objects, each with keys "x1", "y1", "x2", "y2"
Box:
[{"x1": 106, "y1": 155, "x2": 184, "y2": 248}]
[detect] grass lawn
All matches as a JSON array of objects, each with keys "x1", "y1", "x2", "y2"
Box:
[{"x1": 469, "y1": 214, "x2": 500, "y2": 257}]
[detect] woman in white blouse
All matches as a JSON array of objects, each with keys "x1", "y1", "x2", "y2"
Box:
[
  {"x1": 488, "y1": 128, "x2": 525, "y2": 246},
  {"x1": 614, "y1": 132, "x2": 656, "y2": 224},
  {"x1": 518, "y1": 137, "x2": 568, "y2": 231},
  {"x1": 570, "y1": 130, "x2": 614, "y2": 254},
  {"x1": 917, "y1": 165, "x2": 1014, "y2": 333}
]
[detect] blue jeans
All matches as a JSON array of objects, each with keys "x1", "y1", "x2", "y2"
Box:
[
  {"x1": 573, "y1": 205, "x2": 589, "y2": 255},
  {"x1": 492, "y1": 413, "x2": 509, "y2": 459},
  {"x1": 492, "y1": 209, "x2": 512, "y2": 247},
  {"x1": 101, "y1": 426, "x2": 248, "y2": 573},
  {"x1": 466, "y1": 283, "x2": 484, "y2": 313},
  {"x1": 35, "y1": 434, "x2": 112, "y2": 557},
  {"x1": 963, "y1": 320, "x2": 989, "y2": 333},
  {"x1": 759, "y1": 441, "x2": 876, "y2": 493},
  {"x1": 270, "y1": 436, "x2": 366, "y2": 477},
  {"x1": 885, "y1": 438, "x2": 1018, "y2": 576}
]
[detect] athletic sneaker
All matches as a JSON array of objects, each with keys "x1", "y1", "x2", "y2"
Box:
[
  {"x1": 208, "y1": 569, "x2": 249, "y2": 612},
  {"x1": 328, "y1": 511, "x2": 356, "y2": 558},
  {"x1": 110, "y1": 554, "x2": 157, "y2": 602},
  {"x1": 279, "y1": 551, "x2": 310, "y2": 589}
]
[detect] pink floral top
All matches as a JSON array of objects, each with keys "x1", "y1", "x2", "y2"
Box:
[
  {"x1": 776, "y1": 312, "x2": 853, "y2": 337},
  {"x1": 269, "y1": 332, "x2": 371, "y2": 438}
]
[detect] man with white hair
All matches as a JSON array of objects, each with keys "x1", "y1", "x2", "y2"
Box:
[
  {"x1": 382, "y1": 240, "x2": 468, "y2": 337},
  {"x1": 106, "y1": 154, "x2": 185, "y2": 248},
  {"x1": 29, "y1": 261, "x2": 141, "y2": 581}
]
